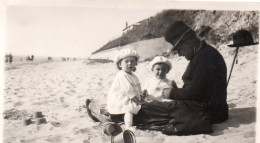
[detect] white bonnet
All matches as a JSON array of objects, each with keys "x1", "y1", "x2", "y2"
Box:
[
  {"x1": 114, "y1": 49, "x2": 139, "y2": 64},
  {"x1": 150, "y1": 56, "x2": 172, "y2": 70}
]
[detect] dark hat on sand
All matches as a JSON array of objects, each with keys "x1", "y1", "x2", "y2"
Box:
[
  {"x1": 228, "y1": 30, "x2": 258, "y2": 47},
  {"x1": 164, "y1": 21, "x2": 192, "y2": 52}
]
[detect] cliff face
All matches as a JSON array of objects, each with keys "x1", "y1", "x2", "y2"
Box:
[
  {"x1": 90, "y1": 10, "x2": 259, "y2": 60},
  {"x1": 193, "y1": 10, "x2": 259, "y2": 48}
]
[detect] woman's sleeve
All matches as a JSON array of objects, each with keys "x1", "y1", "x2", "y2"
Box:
[
  {"x1": 169, "y1": 53, "x2": 211, "y2": 100},
  {"x1": 118, "y1": 73, "x2": 136, "y2": 99},
  {"x1": 171, "y1": 80, "x2": 178, "y2": 89}
]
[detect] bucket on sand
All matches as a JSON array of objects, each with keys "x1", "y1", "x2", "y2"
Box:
[
  {"x1": 23, "y1": 118, "x2": 32, "y2": 126},
  {"x1": 33, "y1": 111, "x2": 44, "y2": 119},
  {"x1": 36, "y1": 118, "x2": 47, "y2": 125}
]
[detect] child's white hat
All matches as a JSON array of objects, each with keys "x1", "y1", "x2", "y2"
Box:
[
  {"x1": 150, "y1": 56, "x2": 172, "y2": 70},
  {"x1": 114, "y1": 49, "x2": 140, "y2": 64}
]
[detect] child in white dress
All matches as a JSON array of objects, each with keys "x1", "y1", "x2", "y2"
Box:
[
  {"x1": 107, "y1": 49, "x2": 144, "y2": 130},
  {"x1": 143, "y1": 56, "x2": 177, "y2": 102}
]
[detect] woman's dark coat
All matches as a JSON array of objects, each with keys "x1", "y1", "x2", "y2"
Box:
[{"x1": 169, "y1": 41, "x2": 228, "y2": 124}]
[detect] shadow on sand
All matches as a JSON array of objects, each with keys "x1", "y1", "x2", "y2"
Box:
[{"x1": 210, "y1": 106, "x2": 256, "y2": 136}]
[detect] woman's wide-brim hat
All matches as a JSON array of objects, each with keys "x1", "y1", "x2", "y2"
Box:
[
  {"x1": 164, "y1": 21, "x2": 192, "y2": 52},
  {"x1": 228, "y1": 30, "x2": 258, "y2": 47}
]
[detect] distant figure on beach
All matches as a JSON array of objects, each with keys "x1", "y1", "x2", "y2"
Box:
[
  {"x1": 26, "y1": 56, "x2": 31, "y2": 61},
  {"x1": 26, "y1": 55, "x2": 34, "y2": 62},
  {"x1": 8, "y1": 53, "x2": 13, "y2": 64},
  {"x1": 48, "y1": 57, "x2": 52, "y2": 61},
  {"x1": 31, "y1": 55, "x2": 34, "y2": 62},
  {"x1": 5, "y1": 54, "x2": 9, "y2": 63}
]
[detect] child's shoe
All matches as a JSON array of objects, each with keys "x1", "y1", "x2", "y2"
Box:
[
  {"x1": 85, "y1": 99, "x2": 99, "y2": 122},
  {"x1": 103, "y1": 123, "x2": 123, "y2": 136}
]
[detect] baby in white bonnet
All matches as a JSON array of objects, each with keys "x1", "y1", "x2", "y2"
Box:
[{"x1": 143, "y1": 56, "x2": 177, "y2": 102}]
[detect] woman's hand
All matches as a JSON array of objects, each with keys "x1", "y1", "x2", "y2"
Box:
[
  {"x1": 141, "y1": 90, "x2": 148, "y2": 101},
  {"x1": 131, "y1": 96, "x2": 146, "y2": 105},
  {"x1": 162, "y1": 88, "x2": 172, "y2": 99}
]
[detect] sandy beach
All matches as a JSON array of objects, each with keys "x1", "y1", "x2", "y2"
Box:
[{"x1": 2, "y1": 44, "x2": 258, "y2": 143}]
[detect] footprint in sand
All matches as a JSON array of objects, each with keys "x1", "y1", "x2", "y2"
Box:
[
  {"x1": 70, "y1": 89, "x2": 76, "y2": 93},
  {"x1": 64, "y1": 90, "x2": 76, "y2": 95},
  {"x1": 60, "y1": 97, "x2": 64, "y2": 102},
  {"x1": 5, "y1": 100, "x2": 12, "y2": 104},
  {"x1": 244, "y1": 131, "x2": 255, "y2": 138},
  {"x1": 20, "y1": 139, "x2": 36, "y2": 143},
  {"x1": 45, "y1": 135, "x2": 62, "y2": 143},
  {"x1": 91, "y1": 75, "x2": 95, "y2": 79},
  {"x1": 62, "y1": 104, "x2": 69, "y2": 108},
  {"x1": 32, "y1": 100, "x2": 50, "y2": 106},
  {"x1": 13, "y1": 101, "x2": 23, "y2": 107},
  {"x1": 76, "y1": 77, "x2": 83, "y2": 83},
  {"x1": 59, "y1": 96, "x2": 69, "y2": 107},
  {"x1": 50, "y1": 121, "x2": 63, "y2": 127},
  {"x1": 83, "y1": 140, "x2": 91, "y2": 143},
  {"x1": 74, "y1": 127, "x2": 92, "y2": 135}
]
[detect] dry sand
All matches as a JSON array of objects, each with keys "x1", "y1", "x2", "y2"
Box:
[{"x1": 2, "y1": 44, "x2": 258, "y2": 143}]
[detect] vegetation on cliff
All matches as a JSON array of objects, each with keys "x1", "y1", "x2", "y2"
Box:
[{"x1": 92, "y1": 10, "x2": 258, "y2": 54}]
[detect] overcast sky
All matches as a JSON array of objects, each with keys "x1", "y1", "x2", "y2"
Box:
[
  {"x1": 3, "y1": 0, "x2": 260, "y2": 58},
  {"x1": 4, "y1": 1, "x2": 166, "y2": 58}
]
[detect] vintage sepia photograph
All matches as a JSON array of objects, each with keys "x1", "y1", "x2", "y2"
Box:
[{"x1": 1, "y1": 0, "x2": 260, "y2": 143}]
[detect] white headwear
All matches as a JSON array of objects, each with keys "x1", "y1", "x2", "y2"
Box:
[
  {"x1": 114, "y1": 49, "x2": 140, "y2": 64},
  {"x1": 150, "y1": 56, "x2": 172, "y2": 71}
]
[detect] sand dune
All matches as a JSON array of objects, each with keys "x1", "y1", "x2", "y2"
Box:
[{"x1": 3, "y1": 44, "x2": 258, "y2": 143}]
